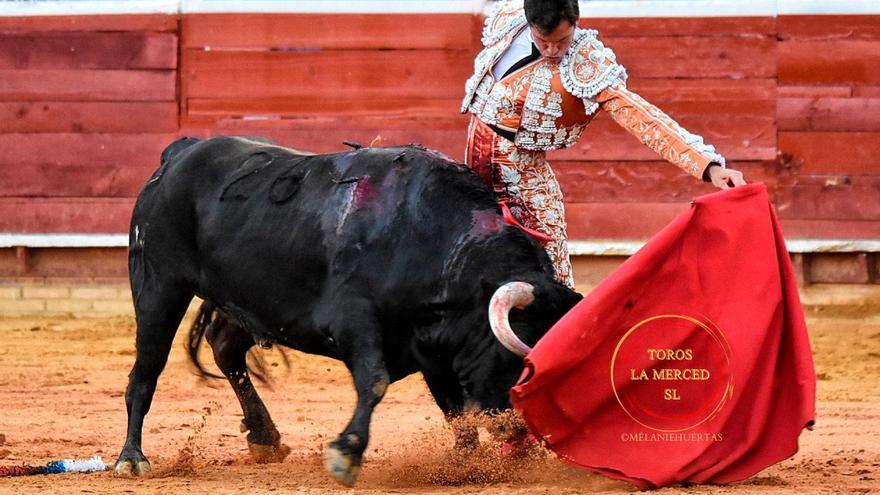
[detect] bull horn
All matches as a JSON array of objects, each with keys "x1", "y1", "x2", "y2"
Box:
[{"x1": 488, "y1": 282, "x2": 536, "y2": 357}]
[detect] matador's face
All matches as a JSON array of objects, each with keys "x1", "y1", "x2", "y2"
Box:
[{"x1": 530, "y1": 20, "x2": 575, "y2": 63}]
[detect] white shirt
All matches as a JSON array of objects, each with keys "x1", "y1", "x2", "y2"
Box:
[{"x1": 492, "y1": 27, "x2": 535, "y2": 80}]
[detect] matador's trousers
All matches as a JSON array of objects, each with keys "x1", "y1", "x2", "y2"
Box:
[{"x1": 465, "y1": 117, "x2": 575, "y2": 288}]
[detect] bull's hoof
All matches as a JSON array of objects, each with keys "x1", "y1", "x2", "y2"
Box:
[
  {"x1": 115, "y1": 458, "x2": 151, "y2": 476},
  {"x1": 248, "y1": 441, "x2": 291, "y2": 464},
  {"x1": 323, "y1": 446, "x2": 361, "y2": 487}
]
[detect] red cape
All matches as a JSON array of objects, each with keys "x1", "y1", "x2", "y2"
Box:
[{"x1": 511, "y1": 183, "x2": 816, "y2": 488}]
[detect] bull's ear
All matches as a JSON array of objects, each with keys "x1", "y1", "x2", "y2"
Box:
[
  {"x1": 532, "y1": 281, "x2": 582, "y2": 315},
  {"x1": 480, "y1": 277, "x2": 498, "y2": 298}
]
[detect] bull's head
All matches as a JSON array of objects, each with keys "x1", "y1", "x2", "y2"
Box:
[{"x1": 462, "y1": 279, "x2": 581, "y2": 413}]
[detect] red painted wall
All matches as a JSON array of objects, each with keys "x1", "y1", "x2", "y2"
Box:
[{"x1": 0, "y1": 13, "x2": 878, "y2": 240}]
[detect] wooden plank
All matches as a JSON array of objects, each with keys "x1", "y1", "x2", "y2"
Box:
[
  {"x1": 185, "y1": 97, "x2": 464, "y2": 128},
  {"x1": 626, "y1": 78, "x2": 777, "y2": 102},
  {"x1": 182, "y1": 49, "x2": 473, "y2": 100},
  {"x1": 0, "y1": 32, "x2": 177, "y2": 70},
  {"x1": 779, "y1": 132, "x2": 880, "y2": 174},
  {"x1": 778, "y1": 97, "x2": 880, "y2": 131},
  {"x1": 0, "y1": 70, "x2": 176, "y2": 101},
  {"x1": 554, "y1": 161, "x2": 774, "y2": 203},
  {"x1": 854, "y1": 86, "x2": 880, "y2": 97},
  {"x1": 775, "y1": 176, "x2": 880, "y2": 221},
  {"x1": 0, "y1": 133, "x2": 177, "y2": 168},
  {"x1": 608, "y1": 36, "x2": 776, "y2": 79},
  {"x1": 588, "y1": 17, "x2": 776, "y2": 36},
  {"x1": 0, "y1": 14, "x2": 177, "y2": 33},
  {"x1": 565, "y1": 202, "x2": 688, "y2": 239},
  {"x1": 778, "y1": 85, "x2": 852, "y2": 98},
  {"x1": 182, "y1": 13, "x2": 479, "y2": 50},
  {"x1": 0, "y1": 198, "x2": 135, "y2": 233},
  {"x1": 809, "y1": 253, "x2": 873, "y2": 284},
  {"x1": 552, "y1": 113, "x2": 776, "y2": 161},
  {"x1": 0, "y1": 102, "x2": 178, "y2": 133},
  {"x1": 779, "y1": 40, "x2": 880, "y2": 84},
  {"x1": 778, "y1": 219, "x2": 880, "y2": 239},
  {"x1": 0, "y1": 165, "x2": 156, "y2": 198},
  {"x1": 779, "y1": 15, "x2": 880, "y2": 40}
]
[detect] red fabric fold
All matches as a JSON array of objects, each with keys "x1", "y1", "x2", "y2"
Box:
[{"x1": 510, "y1": 183, "x2": 816, "y2": 489}]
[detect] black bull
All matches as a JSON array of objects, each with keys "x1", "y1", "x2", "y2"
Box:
[{"x1": 116, "y1": 136, "x2": 582, "y2": 485}]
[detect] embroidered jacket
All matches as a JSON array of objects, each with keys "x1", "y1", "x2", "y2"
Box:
[{"x1": 461, "y1": 0, "x2": 726, "y2": 179}]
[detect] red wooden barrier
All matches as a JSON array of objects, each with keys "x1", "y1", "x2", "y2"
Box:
[
  {"x1": 554, "y1": 161, "x2": 774, "y2": 203},
  {"x1": 0, "y1": 133, "x2": 177, "y2": 167},
  {"x1": 0, "y1": 15, "x2": 177, "y2": 33},
  {"x1": 0, "y1": 165, "x2": 157, "y2": 198},
  {"x1": 0, "y1": 102, "x2": 178, "y2": 133},
  {"x1": 0, "y1": 32, "x2": 177, "y2": 70},
  {"x1": 0, "y1": 13, "x2": 877, "y2": 242},
  {"x1": 779, "y1": 40, "x2": 880, "y2": 85},
  {"x1": 182, "y1": 13, "x2": 480, "y2": 50},
  {"x1": 0, "y1": 198, "x2": 134, "y2": 233},
  {"x1": 182, "y1": 50, "x2": 473, "y2": 101},
  {"x1": 778, "y1": 98, "x2": 880, "y2": 131},
  {"x1": 779, "y1": 132, "x2": 880, "y2": 174},
  {"x1": 778, "y1": 15, "x2": 880, "y2": 40},
  {"x1": 0, "y1": 70, "x2": 176, "y2": 101},
  {"x1": 587, "y1": 16, "x2": 775, "y2": 36}
]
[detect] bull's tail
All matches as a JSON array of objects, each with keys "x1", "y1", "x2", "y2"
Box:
[
  {"x1": 186, "y1": 300, "x2": 291, "y2": 386},
  {"x1": 186, "y1": 300, "x2": 226, "y2": 381}
]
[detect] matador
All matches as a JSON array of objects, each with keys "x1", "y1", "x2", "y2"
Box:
[{"x1": 462, "y1": 0, "x2": 746, "y2": 288}]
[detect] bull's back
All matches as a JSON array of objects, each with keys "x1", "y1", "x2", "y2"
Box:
[{"x1": 134, "y1": 136, "x2": 503, "y2": 329}]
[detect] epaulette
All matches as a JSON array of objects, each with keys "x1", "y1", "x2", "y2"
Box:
[
  {"x1": 560, "y1": 29, "x2": 628, "y2": 100},
  {"x1": 481, "y1": 0, "x2": 527, "y2": 47}
]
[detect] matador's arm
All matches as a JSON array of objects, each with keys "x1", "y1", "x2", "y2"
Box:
[
  {"x1": 596, "y1": 84, "x2": 726, "y2": 181},
  {"x1": 560, "y1": 29, "x2": 727, "y2": 182}
]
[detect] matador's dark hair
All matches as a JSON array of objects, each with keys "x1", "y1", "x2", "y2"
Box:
[{"x1": 524, "y1": 0, "x2": 580, "y2": 34}]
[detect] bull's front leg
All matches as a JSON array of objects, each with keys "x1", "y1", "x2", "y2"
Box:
[
  {"x1": 421, "y1": 370, "x2": 479, "y2": 452},
  {"x1": 321, "y1": 318, "x2": 389, "y2": 486}
]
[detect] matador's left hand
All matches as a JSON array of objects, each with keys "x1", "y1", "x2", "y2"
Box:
[{"x1": 707, "y1": 164, "x2": 747, "y2": 190}]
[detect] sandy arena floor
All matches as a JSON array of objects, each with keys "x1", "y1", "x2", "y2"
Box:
[{"x1": 0, "y1": 301, "x2": 878, "y2": 494}]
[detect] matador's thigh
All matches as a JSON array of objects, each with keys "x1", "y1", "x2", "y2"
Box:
[{"x1": 465, "y1": 118, "x2": 575, "y2": 288}]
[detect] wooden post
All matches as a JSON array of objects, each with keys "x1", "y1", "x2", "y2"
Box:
[
  {"x1": 15, "y1": 246, "x2": 29, "y2": 276},
  {"x1": 791, "y1": 253, "x2": 811, "y2": 288}
]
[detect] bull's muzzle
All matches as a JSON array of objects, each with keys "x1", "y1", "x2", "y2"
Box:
[{"x1": 488, "y1": 282, "x2": 535, "y2": 357}]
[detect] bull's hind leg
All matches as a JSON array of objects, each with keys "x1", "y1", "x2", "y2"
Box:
[
  {"x1": 321, "y1": 311, "x2": 390, "y2": 486},
  {"x1": 116, "y1": 282, "x2": 193, "y2": 476},
  {"x1": 204, "y1": 317, "x2": 290, "y2": 462}
]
